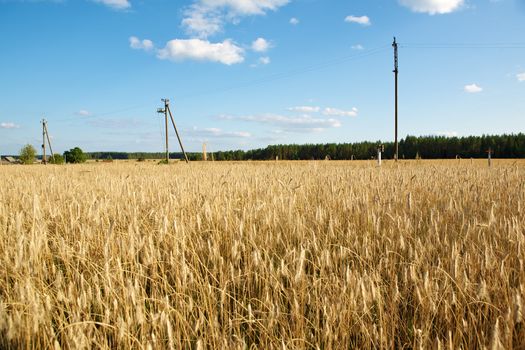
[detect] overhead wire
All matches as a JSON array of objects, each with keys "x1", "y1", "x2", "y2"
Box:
[
  {"x1": 400, "y1": 42, "x2": 525, "y2": 49},
  {"x1": 47, "y1": 45, "x2": 391, "y2": 122}
]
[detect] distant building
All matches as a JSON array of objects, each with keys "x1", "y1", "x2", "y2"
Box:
[{"x1": 2, "y1": 156, "x2": 19, "y2": 164}]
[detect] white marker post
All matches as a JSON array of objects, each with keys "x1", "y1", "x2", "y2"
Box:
[{"x1": 377, "y1": 144, "x2": 384, "y2": 167}]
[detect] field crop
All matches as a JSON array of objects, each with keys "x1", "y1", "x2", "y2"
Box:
[{"x1": 1, "y1": 160, "x2": 524, "y2": 349}]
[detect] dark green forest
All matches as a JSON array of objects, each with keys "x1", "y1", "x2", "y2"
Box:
[{"x1": 86, "y1": 133, "x2": 525, "y2": 161}]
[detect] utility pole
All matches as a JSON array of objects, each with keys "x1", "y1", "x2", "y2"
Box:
[
  {"x1": 202, "y1": 143, "x2": 207, "y2": 161},
  {"x1": 42, "y1": 119, "x2": 47, "y2": 164},
  {"x1": 44, "y1": 121, "x2": 54, "y2": 163},
  {"x1": 393, "y1": 37, "x2": 399, "y2": 162},
  {"x1": 41, "y1": 119, "x2": 55, "y2": 164},
  {"x1": 157, "y1": 98, "x2": 189, "y2": 164},
  {"x1": 157, "y1": 99, "x2": 170, "y2": 163}
]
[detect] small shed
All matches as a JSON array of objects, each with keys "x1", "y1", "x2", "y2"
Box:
[{"x1": 4, "y1": 156, "x2": 19, "y2": 164}]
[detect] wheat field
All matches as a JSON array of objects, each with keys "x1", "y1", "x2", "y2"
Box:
[{"x1": 0, "y1": 160, "x2": 524, "y2": 349}]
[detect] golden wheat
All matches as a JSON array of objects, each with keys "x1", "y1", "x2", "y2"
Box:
[{"x1": 0, "y1": 159, "x2": 524, "y2": 349}]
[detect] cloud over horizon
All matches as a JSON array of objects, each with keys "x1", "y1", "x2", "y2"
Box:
[
  {"x1": 157, "y1": 38, "x2": 244, "y2": 65},
  {"x1": 1, "y1": 122, "x2": 20, "y2": 129},
  {"x1": 464, "y1": 83, "x2": 483, "y2": 93},
  {"x1": 398, "y1": 0, "x2": 464, "y2": 14},
  {"x1": 182, "y1": 0, "x2": 290, "y2": 38},
  {"x1": 129, "y1": 36, "x2": 154, "y2": 51},
  {"x1": 93, "y1": 0, "x2": 131, "y2": 10},
  {"x1": 344, "y1": 15, "x2": 371, "y2": 26}
]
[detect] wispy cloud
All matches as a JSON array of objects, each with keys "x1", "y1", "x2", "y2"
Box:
[
  {"x1": 288, "y1": 106, "x2": 320, "y2": 113},
  {"x1": 1, "y1": 122, "x2": 20, "y2": 129},
  {"x1": 464, "y1": 83, "x2": 483, "y2": 93},
  {"x1": 398, "y1": 0, "x2": 464, "y2": 14},
  {"x1": 129, "y1": 36, "x2": 154, "y2": 51},
  {"x1": 322, "y1": 107, "x2": 358, "y2": 117},
  {"x1": 435, "y1": 131, "x2": 459, "y2": 137},
  {"x1": 93, "y1": 0, "x2": 131, "y2": 10},
  {"x1": 259, "y1": 56, "x2": 271, "y2": 65},
  {"x1": 251, "y1": 37, "x2": 271, "y2": 52},
  {"x1": 289, "y1": 17, "x2": 299, "y2": 25},
  {"x1": 188, "y1": 127, "x2": 251, "y2": 139},
  {"x1": 351, "y1": 44, "x2": 364, "y2": 50},
  {"x1": 157, "y1": 39, "x2": 244, "y2": 65},
  {"x1": 76, "y1": 110, "x2": 91, "y2": 117},
  {"x1": 517, "y1": 72, "x2": 525, "y2": 82},
  {"x1": 344, "y1": 15, "x2": 371, "y2": 26},
  {"x1": 182, "y1": 0, "x2": 290, "y2": 38},
  {"x1": 220, "y1": 114, "x2": 342, "y2": 132}
]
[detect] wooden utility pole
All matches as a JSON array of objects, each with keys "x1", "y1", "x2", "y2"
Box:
[
  {"x1": 487, "y1": 148, "x2": 493, "y2": 167},
  {"x1": 42, "y1": 119, "x2": 47, "y2": 164},
  {"x1": 163, "y1": 99, "x2": 169, "y2": 163},
  {"x1": 202, "y1": 143, "x2": 207, "y2": 161},
  {"x1": 166, "y1": 102, "x2": 189, "y2": 163},
  {"x1": 41, "y1": 119, "x2": 55, "y2": 164},
  {"x1": 44, "y1": 121, "x2": 54, "y2": 163},
  {"x1": 393, "y1": 37, "x2": 399, "y2": 162},
  {"x1": 157, "y1": 100, "x2": 170, "y2": 163},
  {"x1": 158, "y1": 98, "x2": 189, "y2": 163}
]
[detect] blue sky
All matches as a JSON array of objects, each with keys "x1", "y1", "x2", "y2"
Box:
[{"x1": 0, "y1": 0, "x2": 524, "y2": 154}]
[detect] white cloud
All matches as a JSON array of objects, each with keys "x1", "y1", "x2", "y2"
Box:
[
  {"x1": 190, "y1": 127, "x2": 251, "y2": 139},
  {"x1": 129, "y1": 36, "x2": 154, "y2": 51},
  {"x1": 351, "y1": 44, "x2": 364, "y2": 50},
  {"x1": 221, "y1": 114, "x2": 342, "y2": 130},
  {"x1": 517, "y1": 73, "x2": 525, "y2": 82},
  {"x1": 76, "y1": 110, "x2": 91, "y2": 117},
  {"x1": 183, "y1": 0, "x2": 290, "y2": 38},
  {"x1": 464, "y1": 83, "x2": 483, "y2": 93},
  {"x1": 0, "y1": 122, "x2": 20, "y2": 129},
  {"x1": 259, "y1": 56, "x2": 271, "y2": 65},
  {"x1": 157, "y1": 39, "x2": 244, "y2": 65},
  {"x1": 289, "y1": 17, "x2": 299, "y2": 25},
  {"x1": 93, "y1": 0, "x2": 131, "y2": 10},
  {"x1": 344, "y1": 15, "x2": 371, "y2": 26},
  {"x1": 288, "y1": 106, "x2": 320, "y2": 113},
  {"x1": 435, "y1": 131, "x2": 458, "y2": 137},
  {"x1": 322, "y1": 107, "x2": 358, "y2": 117},
  {"x1": 251, "y1": 37, "x2": 271, "y2": 52},
  {"x1": 399, "y1": 0, "x2": 464, "y2": 14}
]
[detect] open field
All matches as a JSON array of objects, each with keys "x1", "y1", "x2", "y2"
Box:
[{"x1": 1, "y1": 160, "x2": 524, "y2": 349}]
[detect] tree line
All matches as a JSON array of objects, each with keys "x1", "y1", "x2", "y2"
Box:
[
  {"x1": 13, "y1": 133, "x2": 525, "y2": 164},
  {"x1": 86, "y1": 133, "x2": 525, "y2": 161}
]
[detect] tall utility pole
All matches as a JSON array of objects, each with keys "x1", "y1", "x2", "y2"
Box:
[
  {"x1": 42, "y1": 119, "x2": 47, "y2": 164},
  {"x1": 202, "y1": 143, "x2": 207, "y2": 161},
  {"x1": 41, "y1": 119, "x2": 55, "y2": 164},
  {"x1": 393, "y1": 37, "x2": 399, "y2": 162},
  {"x1": 157, "y1": 98, "x2": 189, "y2": 164},
  {"x1": 157, "y1": 99, "x2": 170, "y2": 163},
  {"x1": 44, "y1": 121, "x2": 54, "y2": 163}
]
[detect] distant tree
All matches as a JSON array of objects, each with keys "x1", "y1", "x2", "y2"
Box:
[
  {"x1": 19, "y1": 144, "x2": 36, "y2": 164},
  {"x1": 48, "y1": 154, "x2": 65, "y2": 164},
  {"x1": 64, "y1": 147, "x2": 87, "y2": 163}
]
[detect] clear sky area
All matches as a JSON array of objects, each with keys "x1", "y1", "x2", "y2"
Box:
[{"x1": 1, "y1": 0, "x2": 524, "y2": 154}]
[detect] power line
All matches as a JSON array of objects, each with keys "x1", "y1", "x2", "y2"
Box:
[
  {"x1": 176, "y1": 45, "x2": 391, "y2": 100},
  {"x1": 400, "y1": 42, "x2": 525, "y2": 49},
  {"x1": 48, "y1": 46, "x2": 391, "y2": 123}
]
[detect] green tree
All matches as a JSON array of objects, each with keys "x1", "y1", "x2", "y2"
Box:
[
  {"x1": 19, "y1": 144, "x2": 36, "y2": 164},
  {"x1": 48, "y1": 154, "x2": 65, "y2": 164},
  {"x1": 64, "y1": 147, "x2": 87, "y2": 163}
]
